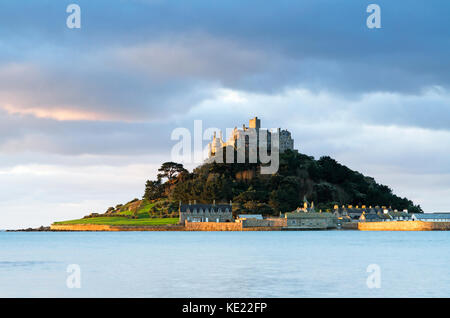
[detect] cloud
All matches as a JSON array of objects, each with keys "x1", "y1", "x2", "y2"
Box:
[
  {"x1": 113, "y1": 34, "x2": 271, "y2": 83},
  {"x1": 0, "y1": 160, "x2": 162, "y2": 229},
  {"x1": 0, "y1": 1, "x2": 450, "y2": 227},
  {"x1": 0, "y1": 58, "x2": 213, "y2": 122}
]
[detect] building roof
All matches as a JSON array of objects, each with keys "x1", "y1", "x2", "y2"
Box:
[
  {"x1": 180, "y1": 203, "x2": 231, "y2": 212},
  {"x1": 364, "y1": 213, "x2": 381, "y2": 219},
  {"x1": 285, "y1": 212, "x2": 335, "y2": 219},
  {"x1": 390, "y1": 212, "x2": 409, "y2": 217},
  {"x1": 238, "y1": 214, "x2": 263, "y2": 220},
  {"x1": 335, "y1": 206, "x2": 395, "y2": 213},
  {"x1": 412, "y1": 213, "x2": 450, "y2": 219}
]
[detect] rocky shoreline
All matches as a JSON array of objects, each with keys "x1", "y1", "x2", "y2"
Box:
[{"x1": 7, "y1": 226, "x2": 52, "y2": 232}]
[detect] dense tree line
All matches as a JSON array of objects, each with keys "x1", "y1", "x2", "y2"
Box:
[{"x1": 143, "y1": 150, "x2": 423, "y2": 215}]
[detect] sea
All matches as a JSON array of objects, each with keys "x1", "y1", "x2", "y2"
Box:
[{"x1": 0, "y1": 231, "x2": 449, "y2": 297}]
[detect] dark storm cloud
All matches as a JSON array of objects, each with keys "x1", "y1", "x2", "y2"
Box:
[
  {"x1": 1, "y1": 0, "x2": 449, "y2": 97},
  {"x1": 0, "y1": 109, "x2": 175, "y2": 155},
  {"x1": 0, "y1": 0, "x2": 448, "y2": 154}
]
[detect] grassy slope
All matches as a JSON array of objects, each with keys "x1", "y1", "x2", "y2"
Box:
[
  {"x1": 54, "y1": 217, "x2": 179, "y2": 226},
  {"x1": 54, "y1": 199, "x2": 179, "y2": 226}
]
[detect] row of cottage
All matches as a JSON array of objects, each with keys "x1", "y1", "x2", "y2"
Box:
[{"x1": 178, "y1": 200, "x2": 450, "y2": 230}]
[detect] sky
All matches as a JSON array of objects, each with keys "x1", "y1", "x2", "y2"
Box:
[{"x1": 0, "y1": 0, "x2": 449, "y2": 228}]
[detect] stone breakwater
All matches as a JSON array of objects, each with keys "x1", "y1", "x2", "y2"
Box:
[
  {"x1": 184, "y1": 221, "x2": 282, "y2": 231},
  {"x1": 50, "y1": 222, "x2": 283, "y2": 231},
  {"x1": 50, "y1": 224, "x2": 185, "y2": 231},
  {"x1": 357, "y1": 221, "x2": 450, "y2": 231},
  {"x1": 49, "y1": 221, "x2": 450, "y2": 231}
]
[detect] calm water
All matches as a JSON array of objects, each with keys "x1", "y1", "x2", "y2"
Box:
[{"x1": 0, "y1": 231, "x2": 449, "y2": 297}]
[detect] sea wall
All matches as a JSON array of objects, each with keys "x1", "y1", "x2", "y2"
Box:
[
  {"x1": 51, "y1": 222, "x2": 282, "y2": 231},
  {"x1": 184, "y1": 221, "x2": 243, "y2": 231},
  {"x1": 184, "y1": 221, "x2": 283, "y2": 231},
  {"x1": 358, "y1": 221, "x2": 450, "y2": 231},
  {"x1": 263, "y1": 217, "x2": 287, "y2": 227},
  {"x1": 240, "y1": 217, "x2": 286, "y2": 228},
  {"x1": 342, "y1": 222, "x2": 358, "y2": 230},
  {"x1": 50, "y1": 224, "x2": 185, "y2": 231},
  {"x1": 244, "y1": 226, "x2": 283, "y2": 231},
  {"x1": 242, "y1": 219, "x2": 271, "y2": 227}
]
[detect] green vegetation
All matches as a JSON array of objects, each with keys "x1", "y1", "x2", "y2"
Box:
[
  {"x1": 145, "y1": 150, "x2": 422, "y2": 216},
  {"x1": 55, "y1": 149, "x2": 422, "y2": 225},
  {"x1": 54, "y1": 217, "x2": 179, "y2": 226},
  {"x1": 54, "y1": 198, "x2": 180, "y2": 226}
]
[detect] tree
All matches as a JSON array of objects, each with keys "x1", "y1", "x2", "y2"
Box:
[
  {"x1": 313, "y1": 183, "x2": 337, "y2": 203},
  {"x1": 144, "y1": 179, "x2": 163, "y2": 200},
  {"x1": 157, "y1": 162, "x2": 188, "y2": 184},
  {"x1": 145, "y1": 152, "x2": 422, "y2": 214}
]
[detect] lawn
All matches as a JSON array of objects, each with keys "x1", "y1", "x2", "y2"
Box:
[
  {"x1": 116, "y1": 200, "x2": 151, "y2": 216},
  {"x1": 53, "y1": 217, "x2": 179, "y2": 226},
  {"x1": 53, "y1": 198, "x2": 180, "y2": 226}
]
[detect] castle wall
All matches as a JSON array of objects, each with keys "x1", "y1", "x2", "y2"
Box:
[{"x1": 207, "y1": 117, "x2": 295, "y2": 158}]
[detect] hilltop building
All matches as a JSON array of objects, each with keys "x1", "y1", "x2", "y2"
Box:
[
  {"x1": 207, "y1": 116, "x2": 294, "y2": 158},
  {"x1": 179, "y1": 201, "x2": 233, "y2": 223}
]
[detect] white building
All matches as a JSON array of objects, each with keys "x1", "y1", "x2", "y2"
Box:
[{"x1": 411, "y1": 213, "x2": 450, "y2": 222}]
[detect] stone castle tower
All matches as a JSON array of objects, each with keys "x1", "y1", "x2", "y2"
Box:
[{"x1": 207, "y1": 116, "x2": 295, "y2": 158}]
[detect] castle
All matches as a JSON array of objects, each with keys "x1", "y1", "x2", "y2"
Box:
[{"x1": 207, "y1": 117, "x2": 294, "y2": 158}]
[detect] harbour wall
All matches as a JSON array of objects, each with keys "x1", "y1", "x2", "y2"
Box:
[
  {"x1": 184, "y1": 221, "x2": 282, "y2": 231},
  {"x1": 184, "y1": 221, "x2": 242, "y2": 231},
  {"x1": 342, "y1": 222, "x2": 358, "y2": 230},
  {"x1": 50, "y1": 224, "x2": 185, "y2": 231},
  {"x1": 50, "y1": 222, "x2": 280, "y2": 231},
  {"x1": 358, "y1": 221, "x2": 450, "y2": 231},
  {"x1": 50, "y1": 220, "x2": 450, "y2": 231}
]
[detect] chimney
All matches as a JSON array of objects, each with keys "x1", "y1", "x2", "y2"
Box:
[
  {"x1": 194, "y1": 200, "x2": 196, "y2": 205},
  {"x1": 189, "y1": 200, "x2": 191, "y2": 205},
  {"x1": 213, "y1": 199, "x2": 216, "y2": 206}
]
